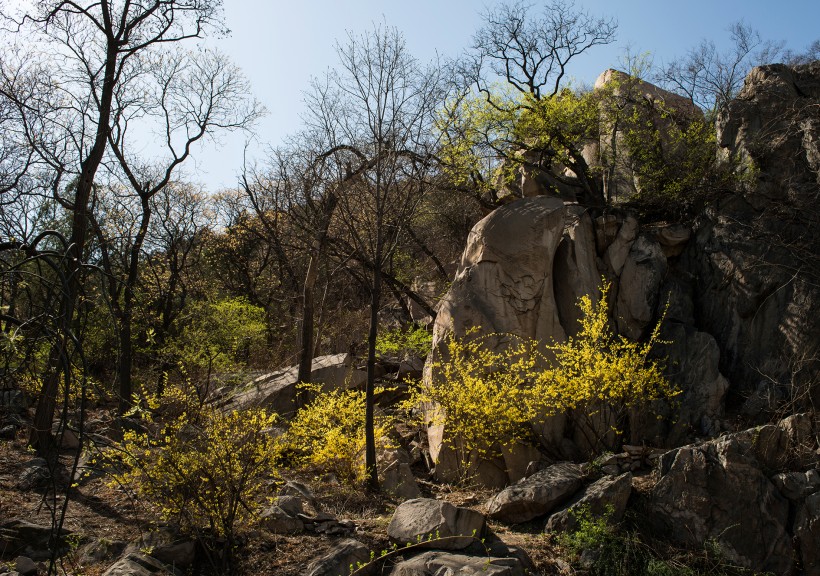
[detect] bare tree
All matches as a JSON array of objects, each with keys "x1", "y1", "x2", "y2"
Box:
[
  {"x1": 2, "y1": 0, "x2": 230, "y2": 455},
  {"x1": 658, "y1": 21, "x2": 783, "y2": 116},
  {"x1": 302, "y1": 24, "x2": 446, "y2": 489},
  {"x1": 457, "y1": 0, "x2": 617, "y2": 207},
  {"x1": 90, "y1": 47, "x2": 259, "y2": 413},
  {"x1": 469, "y1": 0, "x2": 616, "y2": 100}
]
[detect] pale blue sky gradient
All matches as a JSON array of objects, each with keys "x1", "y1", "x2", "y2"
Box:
[{"x1": 191, "y1": 0, "x2": 820, "y2": 192}]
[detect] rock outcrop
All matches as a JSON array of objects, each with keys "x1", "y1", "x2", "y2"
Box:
[
  {"x1": 698, "y1": 61, "x2": 820, "y2": 408},
  {"x1": 647, "y1": 414, "x2": 820, "y2": 575}
]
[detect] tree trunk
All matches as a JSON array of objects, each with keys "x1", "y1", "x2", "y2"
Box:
[
  {"x1": 296, "y1": 254, "x2": 319, "y2": 387},
  {"x1": 118, "y1": 313, "x2": 132, "y2": 415},
  {"x1": 364, "y1": 259, "x2": 380, "y2": 491},
  {"x1": 30, "y1": 34, "x2": 119, "y2": 456}
]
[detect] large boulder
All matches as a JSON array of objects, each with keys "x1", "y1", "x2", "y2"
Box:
[
  {"x1": 426, "y1": 197, "x2": 570, "y2": 485},
  {"x1": 648, "y1": 434, "x2": 792, "y2": 574},
  {"x1": 387, "y1": 499, "x2": 486, "y2": 551},
  {"x1": 545, "y1": 472, "x2": 632, "y2": 533},
  {"x1": 486, "y1": 462, "x2": 584, "y2": 524},
  {"x1": 432, "y1": 196, "x2": 568, "y2": 346},
  {"x1": 587, "y1": 69, "x2": 704, "y2": 202},
  {"x1": 223, "y1": 353, "x2": 366, "y2": 416},
  {"x1": 389, "y1": 551, "x2": 526, "y2": 576}
]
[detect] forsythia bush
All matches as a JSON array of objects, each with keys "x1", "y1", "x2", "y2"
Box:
[
  {"x1": 109, "y1": 386, "x2": 281, "y2": 542},
  {"x1": 285, "y1": 384, "x2": 394, "y2": 484},
  {"x1": 416, "y1": 282, "x2": 677, "y2": 459}
]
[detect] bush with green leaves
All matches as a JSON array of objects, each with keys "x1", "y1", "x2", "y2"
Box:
[
  {"x1": 375, "y1": 324, "x2": 432, "y2": 360},
  {"x1": 165, "y1": 296, "x2": 267, "y2": 395}
]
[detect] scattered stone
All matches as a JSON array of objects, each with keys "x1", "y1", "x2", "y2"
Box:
[
  {"x1": 259, "y1": 505, "x2": 305, "y2": 534},
  {"x1": 0, "y1": 519, "x2": 72, "y2": 560},
  {"x1": 486, "y1": 463, "x2": 584, "y2": 524},
  {"x1": 102, "y1": 552, "x2": 180, "y2": 576},
  {"x1": 390, "y1": 551, "x2": 526, "y2": 575},
  {"x1": 124, "y1": 529, "x2": 196, "y2": 571},
  {"x1": 14, "y1": 557, "x2": 37, "y2": 576},
  {"x1": 387, "y1": 499, "x2": 485, "y2": 550},
  {"x1": 794, "y1": 492, "x2": 820, "y2": 576},
  {"x1": 305, "y1": 539, "x2": 371, "y2": 576},
  {"x1": 545, "y1": 473, "x2": 632, "y2": 533}
]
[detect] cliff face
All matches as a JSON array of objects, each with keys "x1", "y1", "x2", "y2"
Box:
[
  {"x1": 696, "y1": 62, "x2": 820, "y2": 407},
  {"x1": 426, "y1": 63, "x2": 820, "y2": 485}
]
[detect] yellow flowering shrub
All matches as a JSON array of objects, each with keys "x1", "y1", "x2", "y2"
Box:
[
  {"x1": 415, "y1": 282, "x2": 677, "y2": 461},
  {"x1": 285, "y1": 384, "x2": 394, "y2": 485},
  {"x1": 108, "y1": 388, "x2": 281, "y2": 543}
]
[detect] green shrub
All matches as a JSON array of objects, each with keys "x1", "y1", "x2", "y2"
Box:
[{"x1": 375, "y1": 324, "x2": 432, "y2": 360}]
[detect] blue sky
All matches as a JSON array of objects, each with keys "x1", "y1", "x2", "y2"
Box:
[{"x1": 191, "y1": 0, "x2": 820, "y2": 192}]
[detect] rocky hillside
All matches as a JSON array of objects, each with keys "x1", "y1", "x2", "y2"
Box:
[{"x1": 1, "y1": 63, "x2": 819, "y2": 576}]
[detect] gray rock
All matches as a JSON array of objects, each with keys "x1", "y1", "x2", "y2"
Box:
[
  {"x1": 545, "y1": 472, "x2": 632, "y2": 533},
  {"x1": 223, "y1": 353, "x2": 366, "y2": 416},
  {"x1": 654, "y1": 223, "x2": 691, "y2": 258},
  {"x1": 486, "y1": 462, "x2": 584, "y2": 524},
  {"x1": 305, "y1": 539, "x2": 371, "y2": 576},
  {"x1": 426, "y1": 197, "x2": 572, "y2": 485},
  {"x1": 387, "y1": 499, "x2": 485, "y2": 550},
  {"x1": 615, "y1": 235, "x2": 667, "y2": 340},
  {"x1": 381, "y1": 460, "x2": 422, "y2": 501},
  {"x1": 795, "y1": 492, "x2": 820, "y2": 576},
  {"x1": 646, "y1": 324, "x2": 729, "y2": 445},
  {"x1": 389, "y1": 551, "x2": 525, "y2": 575},
  {"x1": 259, "y1": 505, "x2": 304, "y2": 534},
  {"x1": 14, "y1": 556, "x2": 38, "y2": 576},
  {"x1": 554, "y1": 206, "x2": 601, "y2": 339},
  {"x1": 648, "y1": 435, "x2": 792, "y2": 574},
  {"x1": 0, "y1": 519, "x2": 72, "y2": 560},
  {"x1": 275, "y1": 495, "x2": 304, "y2": 517},
  {"x1": 603, "y1": 216, "x2": 638, "y2": 276},
  {"x1": 0, "y1": 389, "x2": 26, "y2": 414},
  {"x1": 279, "y1": 480, "x2": 318, "y2": 509},
  {"x1": 701, "y1": 62, "x2": 820, "y2": 407},
  {"x1": 79, "y1": 539, "x2": 126, "y2": 565},
  {"x1": 771, "y1": 469, "x2": 820, "y2": 501},
  {"x1": 102, "y1": 552, "x2": 180, "y2": 576},
  {"x1": 124, "y1": 530, "x2": 195, "y2": 571}
]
